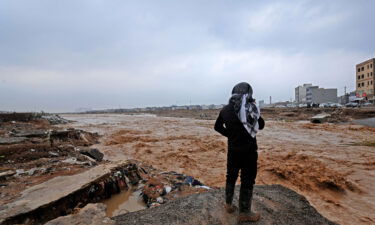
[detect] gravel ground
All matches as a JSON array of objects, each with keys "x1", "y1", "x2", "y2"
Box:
[{"x1": 114, "y1": 184, "x2": 338, "y2": 225}]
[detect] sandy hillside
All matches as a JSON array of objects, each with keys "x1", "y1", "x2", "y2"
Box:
[{"x1": 61, "y1": 113, "x2": 375, "y2": 225}]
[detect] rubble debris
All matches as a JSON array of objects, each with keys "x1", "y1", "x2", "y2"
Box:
[
  {"x1": 141, "y1": 171, "x2": 208, "y2": 207},
  {"x1": 41, "y1": 114, "x2": 70, "y2": 125},
  {"x1": 311, "y1": 113, "x2": 331, "y2": 123},
  {"x1": 79, "y1": 148, "x2": 104, "y2": 162}
]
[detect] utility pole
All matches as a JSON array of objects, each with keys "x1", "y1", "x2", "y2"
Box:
[{"x1": 344, "y1": 86, "x2": 347, "y2": 95}]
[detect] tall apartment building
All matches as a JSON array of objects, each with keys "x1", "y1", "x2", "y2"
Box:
[
  {"x1": 295, "y1": 83, "x2": 313, "y2": 103},
  {"x1": 356, "y1": 58, "x2": 375, "y2": 102},
  {"x1": 306, "y1": 86, "x2": 337, "y2": 104}
]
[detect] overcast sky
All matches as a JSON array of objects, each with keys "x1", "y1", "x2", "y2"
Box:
[{"x1": 0, "y1": 0, "x2": 374, "y2": 112}]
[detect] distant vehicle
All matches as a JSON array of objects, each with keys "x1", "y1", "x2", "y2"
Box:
[
  {"x1": 298, "y1": 104, "x2": 307, "y2": 108},
  {"x1": 345, "y1": 102, "x2": 358, "y2": 108},
  {"x1": 329, "y1": 103, "x2": 343, "y2": 108},
  {"x1": 362, "y1": 102, "x2": 373, "y2": 107},
  {"x1": 275, "y1": 105, "x2": 286, "y2": 108},
  {"x1": 319, "y1": 103, "x2": 329, "y2": 108}
]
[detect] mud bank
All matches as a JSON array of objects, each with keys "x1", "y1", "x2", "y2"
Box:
[{"x1": 114, "y1": 185, "x2": 337, "y2": 225}]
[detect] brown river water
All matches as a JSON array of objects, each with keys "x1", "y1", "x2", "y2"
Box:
[{"x1": 61, "y1": 113, "x2": 375, "y2": 225}]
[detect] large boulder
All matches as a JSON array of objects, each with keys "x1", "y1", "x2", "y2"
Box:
[{"x1": 79, "y1": 148, "x2": 104, "y2": 162}]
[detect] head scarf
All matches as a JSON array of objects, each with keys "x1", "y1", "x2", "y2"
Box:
[{"x1": 229, "y1": 82, "x2": 260, "y2": 138}]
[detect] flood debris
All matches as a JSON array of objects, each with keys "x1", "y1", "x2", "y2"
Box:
[
  {"x1": 141, "y1": 171, "x2": 208, "y2": 207},
  {"x1": 311, "y1": 113, "x2": 331, "y2": 123}
]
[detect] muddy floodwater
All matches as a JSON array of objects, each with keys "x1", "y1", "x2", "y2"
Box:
[
  {"x1": 102, "y1": 188, "x2": 145, "y2": 217},
  {"x1": 60, "y1": 113, "x2": 375, "y2": 225}
]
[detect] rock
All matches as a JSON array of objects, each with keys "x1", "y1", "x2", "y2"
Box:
[
  {"x1": 45, "y1": 203, "x2": 114, "y2": 225},
  {"x1": 27, "y1": 168, "x2": 37, "y2": 176},
  {"x1": 79, "y1": 148, "x2": 104, "y2": 162},
  {"x1": 114, "y1": 185, "x2": 338, "y2": 225},
  {"x1": 0, "y1": 137, "x2": 27, "y2": 145},
  {"x1": 164, "y1": 186, "x2": 172, "y2": 194},
  {"x1": 15, "y1": 169, "x2": 25, "y2": 176},
  {"x1": 0, "y1": 170, "x2": 16, "y2": 180},
  {"x1": 156, "y1": 197, "x2": 164, "y2": 204},
  {"x1": 48, "y1": 151, "x2": 59, "y2": 157}
]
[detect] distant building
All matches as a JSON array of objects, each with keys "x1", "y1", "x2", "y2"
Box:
[
  {"x1": 295, "y1": 84, "x2": 313, "y2": 103},
  {"x1": 338, "y1": 91, "x2": 356, "y2": 105},
  {"x1": 306, "y1": 86, "x2": 337, "y2": 104},
  {"x1": 259, "y1": 100, "x2": 265, "y2": 109},
  {"x1": 356, "y1": 58, "x2": 375, "y2": 102}
]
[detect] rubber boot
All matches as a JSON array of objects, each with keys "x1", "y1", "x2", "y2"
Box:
[
  {"x1": 224, "y1": 182, "x2": 237, "y2": 213},
  {"x1": 238, "y1": 186, "x2": 260, "y2": 222}
]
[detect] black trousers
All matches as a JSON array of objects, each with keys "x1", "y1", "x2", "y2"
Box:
[{"x1": 225, "y1": 151, "x2": 258, "y2": 213}]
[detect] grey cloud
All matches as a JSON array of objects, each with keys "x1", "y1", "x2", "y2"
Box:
[{"x1": 0, "y1": 0, "x2": 374, "y2": 112}]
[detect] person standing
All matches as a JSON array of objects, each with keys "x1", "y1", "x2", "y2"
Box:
[{"x1": 214, "y1": 82, "x2": 265, "y2": 222}]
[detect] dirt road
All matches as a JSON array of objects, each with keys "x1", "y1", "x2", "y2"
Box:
[{"x1": 61, "y1": 113, "x2": 375, "y2": 225}]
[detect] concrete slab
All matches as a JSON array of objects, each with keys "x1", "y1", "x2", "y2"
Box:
[{"x1": 0, "y1": 162, "x2": 126, "y2": 224}]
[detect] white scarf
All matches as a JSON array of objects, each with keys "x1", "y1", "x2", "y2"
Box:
[{"x1": 238, "y1": 94, "x2": 260, "y2": 138}]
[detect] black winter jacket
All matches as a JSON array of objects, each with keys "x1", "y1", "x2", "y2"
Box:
[{"x1": 214, "y1": 103, "x2": 265, "y2": 167}]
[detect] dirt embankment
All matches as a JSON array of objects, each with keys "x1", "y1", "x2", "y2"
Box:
[{"x1": 0, "y1": 114, "x2": 100, "y2": 206}]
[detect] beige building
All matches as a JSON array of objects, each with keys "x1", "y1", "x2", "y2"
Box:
[{"x1": 356, "y1": 58, "x2": 375, "y2": 102}]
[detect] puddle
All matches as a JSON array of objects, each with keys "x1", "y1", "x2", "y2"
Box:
[{"x1": 102, "y1": 188, "x2": 146, "y2": 217}]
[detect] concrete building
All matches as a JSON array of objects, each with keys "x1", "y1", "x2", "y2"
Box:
[
  {"x1": 306, "y1": 86, "x2": 337, "y2": 104},
  {"x1": 295, "y1": 83, "x2": 313, "y2": 103},
  {"x1": 356, "y1": 58, "x2": 375, "y2": 102}
]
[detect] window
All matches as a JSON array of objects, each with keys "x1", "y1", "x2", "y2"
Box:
[
  {"x1": 371, "y1": 64, "x2": 373, "y2": 68},
  {"x1": 368, "y1": 65, "x2": 370, "y2": 69},
  {"x1": 362, "y1": 74, "x2": 364, "y2": 79},
  {"x1": 358, "y1": 68, "x2": 361, "y2": 72},
  {"x1": 371, "y1": 81, "x2": 373, "y2": 85},
  {"x1": 371, "y1": 72, "x2": 373, "y2": 76},
  {"x1": 368, "y1": 81, "x2": 370, "y2": 85},
  {"x1": 358, "y1": 75, "x2": 360, "y2": 80},
  {"x1": 362, "y1": 82, "x2": 364, "y2": 87},
  {"x1": 362, "y1": 67, "x2": 364, "y2": 71},
  {"x1": 358, "y1": 83, "x2": 361, "y2": 88}
]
